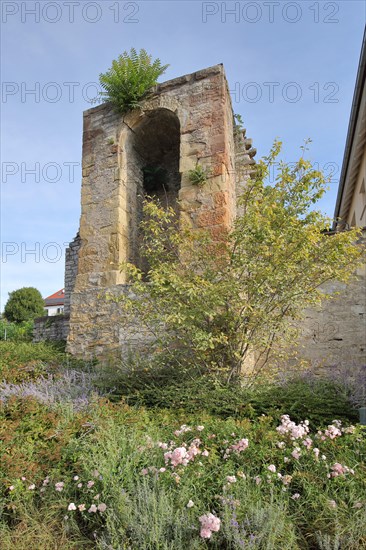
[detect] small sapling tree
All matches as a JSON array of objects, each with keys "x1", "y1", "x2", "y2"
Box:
[{"x1": 99, "y1": 48, "x2": 169, "y2": 113}]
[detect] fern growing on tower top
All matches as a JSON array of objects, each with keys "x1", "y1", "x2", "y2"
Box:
[{"x1": 99, "y1": 48, "x2": 169, "y2": 114}]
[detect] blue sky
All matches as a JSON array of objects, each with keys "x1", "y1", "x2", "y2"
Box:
[{"x1": 1, "y1": 0, "x2": 365, "y2": 310}]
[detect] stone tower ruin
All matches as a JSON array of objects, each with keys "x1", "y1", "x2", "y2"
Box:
[{"x1": 65, "y1": 64, "x2": 256, "y2": 358}]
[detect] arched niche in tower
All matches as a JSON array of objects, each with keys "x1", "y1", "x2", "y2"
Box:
[{"x1": 123, "y1": 108, "x2": 181, "y2": 270}]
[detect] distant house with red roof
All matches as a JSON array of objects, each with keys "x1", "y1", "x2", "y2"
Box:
[{"x1": 44, "y1": 289, "x2": 65, "y2": 316}]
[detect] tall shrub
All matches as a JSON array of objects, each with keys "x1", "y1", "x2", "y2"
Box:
[
  {"x1": 116, "y1": 141, "x2": 363, "y2": 382},
  {"x1": 4, "y1": 287, "x2": 45, "y2": 323}
]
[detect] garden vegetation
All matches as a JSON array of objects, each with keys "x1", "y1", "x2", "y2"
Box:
[
  {"x1": 0, "y1": 341, "x2": 365, "y2": 549},
  {"x1": 1, "y1": 129, "x2": 365, "y2": 546}
]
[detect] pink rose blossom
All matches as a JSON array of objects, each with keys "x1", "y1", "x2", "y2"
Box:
[
  {"x1": 226, "y1": 475, "x2": 237, "y2": 484},
  {"x1": 225, "y1": 438, "x2": 249, "y2": 458},
  {"x1": 165, "y1": 446, "x2": 188, "y2": 467},
  {"x1": 174, "y1": 424, "x2": 191, "y2": 437},
  {"x1": 291, "y1": 448, "x2": 301, "y2": 460},
  {"x1": 330, "y1": 462, "x2": 353, "y2": 478},
  {"x1": 199, "y1": 513, "x2": 221, "y2": 539},
  {"x1": 276, "y1": 415, "x2": 309, "y2": 440},
  {"x1": 165, "y1": 441, "x2": 202, "y2": 468},
  {"x1": 325, "y1": 424, "x2": 342, "y2": 439},
  {"x1": 268, "y1": 464, "x2": 276, "y2": 473}
]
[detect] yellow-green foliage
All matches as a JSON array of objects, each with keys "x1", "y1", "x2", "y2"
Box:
[
  {"x1": 118, "y1": 141, "x2": 363, "y2": 382},
  {"x1": 188, "y1": 164, "x2": 209, "y2": 186}
]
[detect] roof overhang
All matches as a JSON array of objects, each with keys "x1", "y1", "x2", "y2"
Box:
[{"x1": 333, "y1": 28, "x2": 366, "y2": 228}]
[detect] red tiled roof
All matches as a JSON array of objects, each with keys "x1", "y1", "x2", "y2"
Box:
[{"x1": 44, "y1": 288, "x2": 65, "y2": 306}]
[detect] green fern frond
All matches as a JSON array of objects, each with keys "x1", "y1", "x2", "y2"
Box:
[{"x1": 99, "y1": 48, "x2": 169, "y2": 114}]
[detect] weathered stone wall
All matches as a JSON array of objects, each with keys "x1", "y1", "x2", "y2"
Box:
[
  {"x1": 293, "y1": 262, "x2": 366, "y2": 368},
  {"x1": 67, "y1": 64, "x2": 247, "y2": 358},
  {"x1": 67, "y1": 286, "x2": 151, "y2": 359},
  {"x1": 64, "y1": 233, "x2": 81, "y2": 315},
  {"x1": 33, "y1": 315, "x2": 69, "y2": 342},
  {"x1": 267, "y1": 235, "x2": 366, "y2": 370}
]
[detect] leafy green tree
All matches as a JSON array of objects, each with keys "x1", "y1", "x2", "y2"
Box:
[
  {"x1": 4, "y1": 287, "x2": 45, "y2": 323},
  {"x1": 117, "y1": 141, "x2": 363, "y2": 383},
  {"x1": 99, "y1": 48, "x2": 169, "y2": 113}
]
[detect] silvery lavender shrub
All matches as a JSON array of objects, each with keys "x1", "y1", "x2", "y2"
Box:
[
  {"x1": 0, "y1": 369, "x2": 99, "y2": 411},
  {"x1": 220, "y1": 494, "x2": 297, "y2": 548},
  {"x1": 325, "y1": 364, "x2": 366, "y2": 409},
  {"x1": 277, "y1": 363, "x2": 366, "y2": 409}
]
